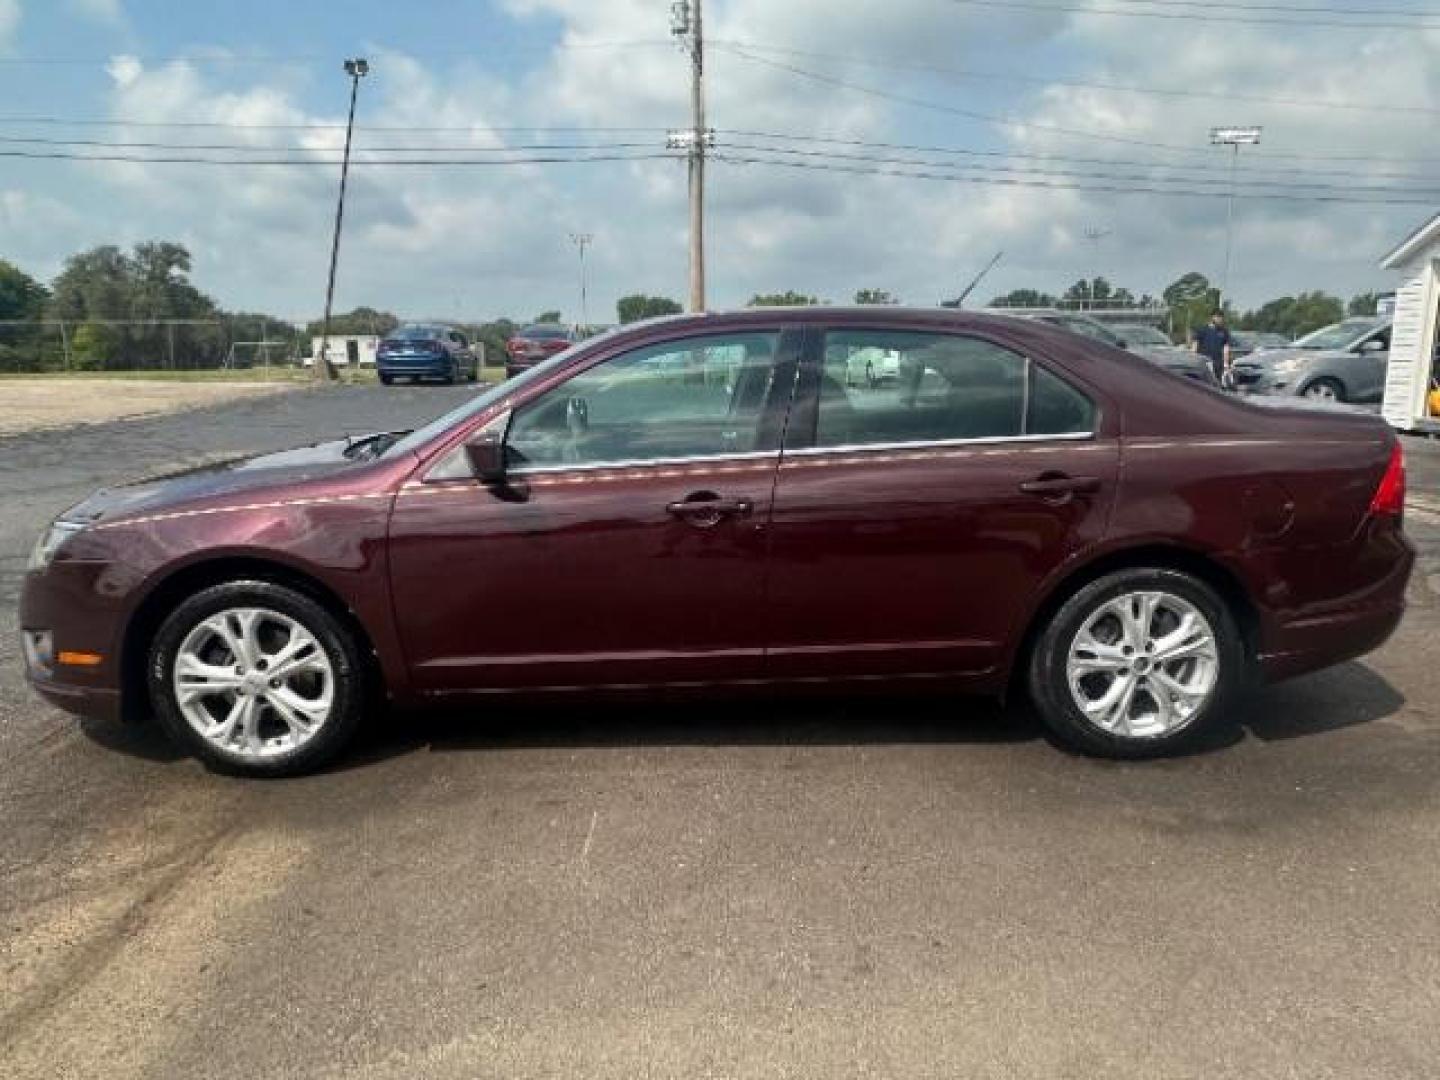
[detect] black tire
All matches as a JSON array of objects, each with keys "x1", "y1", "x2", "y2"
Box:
[
  {"x1": 147, "y1": 580, "x2": 366, "y2": 777},
  {"x1": 444, "y1": 361, "x2": 459, "y2": 385},
  {"x1": 1301, "y1": 377, "x2": 1345, "y2": 403},
  {"x1": 1026, "y1": 568, "x2": 1245, "y2": 759},
  {"x1": 379, "y1": 373, "x2": 393, "y2": 386}
]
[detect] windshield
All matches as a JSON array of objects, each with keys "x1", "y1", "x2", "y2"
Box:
[
  {"x1": 389, "y1": 325, "x2": 444, "y2": 341},
  {"x1": 1292, "y1": 319, "x2": 1383, "y2": 351},
  {"x1": 519, "y1": 325, "x2": 571, "y2": 340},
  {"x1": 1117, "y1": 326, "x2": 1170, "y2": 346}
]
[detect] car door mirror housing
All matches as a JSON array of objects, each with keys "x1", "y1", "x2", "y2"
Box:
[{"x1": 464, "y1": 432, "x2": 507, "y2": 483}]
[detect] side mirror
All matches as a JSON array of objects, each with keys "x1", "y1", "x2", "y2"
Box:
[
  {"x1": 1359, "y1": 339, "x2": 1387, "y2": 354},
  {"x1": 464, "y1": 431, "x2": 507, "y2": 484}
]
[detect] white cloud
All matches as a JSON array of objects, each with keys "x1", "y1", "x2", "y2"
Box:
[
  {"x1": 68, "y1": 0, "x2": 123, "y2": 25},
  {"x1": 0, "y1": 0, "x2": 20, "y2": 52}
]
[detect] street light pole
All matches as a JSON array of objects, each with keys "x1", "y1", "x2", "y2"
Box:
[
  {"x1": 1210, "y1": 125, "x2": 1261, "y2": 310},
  {"x1": 569, "y1": 232, "x2": 592, "y2": 330},
  {"x1": 317, "y1": 57, "x2": 369, "y2": 383}
]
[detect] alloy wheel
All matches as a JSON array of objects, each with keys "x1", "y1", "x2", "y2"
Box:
[
  {"x1": 1304, "y1": 381, "x2": 1340, "y2": 402},
  {"x1": 1065, "y1": 590, "x2": 1220, "y2": 739},
  {"x1": 171, "y1": 606, "x2": 335, "y2": 759}
]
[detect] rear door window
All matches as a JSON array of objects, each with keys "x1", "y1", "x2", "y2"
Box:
[{"x1": 813, "y1": 329, "x2": 1094, "y2": 449}]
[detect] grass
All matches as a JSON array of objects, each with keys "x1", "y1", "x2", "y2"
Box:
[{"x1": 1, "y1": 364, "x2": 508, "y2": 385}]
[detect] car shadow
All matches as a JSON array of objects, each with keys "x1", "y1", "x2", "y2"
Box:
[
  {"x1": 343, "y1": 691, "x2": 1044, "y2": 768},
  {"x1": 1236, "y1": 660, "x2": 1407, "y2": 742},
  {"x1": 76, "y1": 660, "x2": 1409, "y2": 772}
]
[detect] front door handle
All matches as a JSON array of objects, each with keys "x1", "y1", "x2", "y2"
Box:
[
  {"x1": 1019, "y1": 473, "x2": 1101, "y2": 503},
  {"x1": 666, "y1": 491, "x2": 755, "y2": 528}
]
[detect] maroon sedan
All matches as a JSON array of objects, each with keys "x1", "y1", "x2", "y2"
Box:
[
  {"x1": 504, "y1": 322, "x2": 575, "y2": 378},
  {"x1": 21, "y1": 308, "x2": 1412, "y2": 776}
]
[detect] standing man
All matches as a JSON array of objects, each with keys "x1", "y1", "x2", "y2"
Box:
[{"x1": 1193, "y1": 310, "x2": 1234, "y2": 387}]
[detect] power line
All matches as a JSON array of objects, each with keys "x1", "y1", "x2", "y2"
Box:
[
  {"x1": 944, "y1": 0, "x2": 1440, "y2": 30},
  {"x1": 0, "y1": 114, "x2": 674, "y2": 133},
  {"x1": 0, "y1": 148, "x2": 679, "y2": 166},
  {"x1": 718, "y1": 44, "x2": 1440, "y2": 165},
  {"x1": 712, "y1": 153, "x2": 1440, "y2": 205},
  {"x1": 715, "y1": 129, "x2": 1439, "y2": 181},
  {"x1": 0, "y1": 134, "x2": 660, "y2": 153},
  {"x1": 712, "y1": 39, "x2": 1440, "y2": 117},
  {"x1": 0, "y1": 39, "x2": 676, "y2": 67},
  {"x1": 718, "y1": 141, "x2": 1440, "y2": 196}
]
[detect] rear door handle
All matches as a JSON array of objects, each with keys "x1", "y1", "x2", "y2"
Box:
[{"x1": 1019, "y1": 474, "x2": 1101, "y2": 501}]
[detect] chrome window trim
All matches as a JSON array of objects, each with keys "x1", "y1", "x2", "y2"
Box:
[
  {"x1": 508, "y1": 449, "x2": 780, "y2": 477},
  {"x1": 785, "y1": 431, "x2": 1095, "y2": 458}
]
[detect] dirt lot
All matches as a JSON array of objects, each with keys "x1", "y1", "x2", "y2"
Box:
[{"x1": 0, "y1": 378, "x2": 296, "y2": 437}]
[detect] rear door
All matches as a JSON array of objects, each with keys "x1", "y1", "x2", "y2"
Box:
[{"x1": 763, "y1": 323, "x2": 1119, "y2": 682}]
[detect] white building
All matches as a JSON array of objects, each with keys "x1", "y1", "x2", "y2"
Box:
[
  {"x1": 304, "y1": 334, "x2": 379, "y2": 367},
  {"x1": 1379, "y1": 213, "x2": 1440, "y2": 432}
]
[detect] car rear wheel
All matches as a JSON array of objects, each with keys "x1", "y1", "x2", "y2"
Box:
[
  {"x1": 379, "y1": 373, "x2": 393, "y2": 386},
  {"x1": 148, "y1": 580, "x2": 366, "y2": 777},
  {"x1": 1302, "y1": 378, "x2": 1344, "y2": 403},
  {"x1": 1027, "y1": 568, "x2": 1244, "y2": 758}
]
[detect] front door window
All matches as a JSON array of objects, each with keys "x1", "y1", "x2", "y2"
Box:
[{"x1": 507, "y1": 332, "x2": 783, "y2": 468}]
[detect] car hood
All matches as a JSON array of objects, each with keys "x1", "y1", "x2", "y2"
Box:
[
  {"x1": 59, "y1": 434, "x2": 401, "y2": 526},
  {"x1": 1239, "y1": 346, "x2": 1342, "y2": 366}
]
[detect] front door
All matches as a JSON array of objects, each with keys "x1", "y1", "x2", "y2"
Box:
[
  {"x1": 387, "y1": 328, "x2": 799, "y2": 692},
  {"x1": 763, "y1": 324, "x2": 1119, "y2": 682}
]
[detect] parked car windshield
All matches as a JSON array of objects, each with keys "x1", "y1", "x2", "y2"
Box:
[
  {"x1": 382, "y1": 327, "x2": 624, "y2": 459},
  {"x1": 390, "y1": 325, "x2": 445, "y2": 340},
  {"x1": 1292, "y1": 319, "x2": 1383, "y2": 351},
  {"x1": 519, "y1": 324, "x2": 571, "y2": 340},
  {"x1": 1116, "y1": 325, "x2": 1171, "y2": 346}
]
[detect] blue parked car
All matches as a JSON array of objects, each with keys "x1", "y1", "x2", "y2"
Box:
[{"x1": 377, "y1": 324, "x2": 479, "y2": 385}]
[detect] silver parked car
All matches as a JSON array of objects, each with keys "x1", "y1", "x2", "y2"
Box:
[
  {"x1": 1011, "y1": 311, "x2": 1218, "y2": 386},
  {"x1": 1231, "y1": 318, "x2": 1391, "y2": 403}
]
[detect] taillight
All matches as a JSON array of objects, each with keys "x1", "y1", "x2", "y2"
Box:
[
  {"x1": 506, "y1": 339, "x2": 525, "y2": 355},
  {"x1": 1369, "y1": 443, "x2": 1405, "y2": 516}
]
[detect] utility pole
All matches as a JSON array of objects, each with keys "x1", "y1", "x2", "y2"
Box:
[
  {"x1": 317, "y1": 57, "x2": 369, "y2": 383},
  {"x1": 569, "y1": 232, "x2": 593, "y2": 330},
  {"x1": 669, "y1": 0, "x2": 710, "y2": 312},
  {"x1": 1210, "y1": 126, "x2": 1261, "y2": 311}
]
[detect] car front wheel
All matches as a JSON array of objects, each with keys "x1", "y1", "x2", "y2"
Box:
[
  {"x1": 148, "y1": 580, "x2": 366, "y2": 776},
  {"x1": 1027, "y1": 569, "x2": 1244, "y2": 758},
  {"x1": 1302, "y1": 378, "x2": 1344, "y2": 403}
]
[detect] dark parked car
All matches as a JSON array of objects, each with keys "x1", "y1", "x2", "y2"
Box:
[
  {"x1": 505, "y1": 323, "x2": 575, "y2": 378},
  {"x1": 1011, "y1": 311, "x2": 1217, "y2": 385},
  {"x1": 1232, "y1": 318, "x2": 1391, "y2": 403},
  {"x1": 22, "y1": 308, "x2": 1411, "y2": 775},
  {"x1": 376, "y1": 324, "x2": 479, "y2": 385}
]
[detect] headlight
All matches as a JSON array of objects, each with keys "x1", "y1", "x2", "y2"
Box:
[
  {"x1": 28, "y1": 520, "x2": 86, "y2": 571},
  {"x1": 1269, "y1": 356, "x2": 1307, "y2": 376}
]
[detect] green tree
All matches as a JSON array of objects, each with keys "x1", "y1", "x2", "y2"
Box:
[
  {"x1": 534, "y1": 310, "x2": 563, "y2": 324},
  {"x1": 617, "y1": 294, "x2": 684, "y2": 324},
  {"x1": 304, "y1": 307, "x2": 399, "y2": 338},
  {"x1": 1064, "y1": 277, "x2": 1115, "y2": 304},
  {"x1": 0, "y1": 258, "x2": 47, "y2": 321},
  {"x1": 988, "y1": 288, "x2": 1056, "y2": 309},
  {"x1": 0, "y1": 259, "x2": 49, "y2": 371},
  {"x1": 747, "y1": 291, "x2": 818, "y2": 307},
  {"x1": 853, "y1": 288, "x2": 898, "y2": 305},
  {"x1": 1240, "y1": 292, "x2": 1343, "y2": 339},
  {"x1": 1162, "y1": 272, "x2": 1220, "y2": 342},
  {"x1": 1348, "y1": 292, "x2": 1381, "y2": 318}
]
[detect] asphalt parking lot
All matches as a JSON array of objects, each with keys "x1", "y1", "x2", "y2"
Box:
[{"x1": 2, "y1": 386, "x2": 1438, "y2": 1079}]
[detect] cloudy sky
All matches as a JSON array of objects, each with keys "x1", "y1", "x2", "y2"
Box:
[{"x1": 0, "y1": 0, "x2": 1437, "y2": 322}]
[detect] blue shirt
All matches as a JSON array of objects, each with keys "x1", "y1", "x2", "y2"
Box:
[{"x1": 1194, "y1": 324, "x2": 1232, "y2": 366}]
